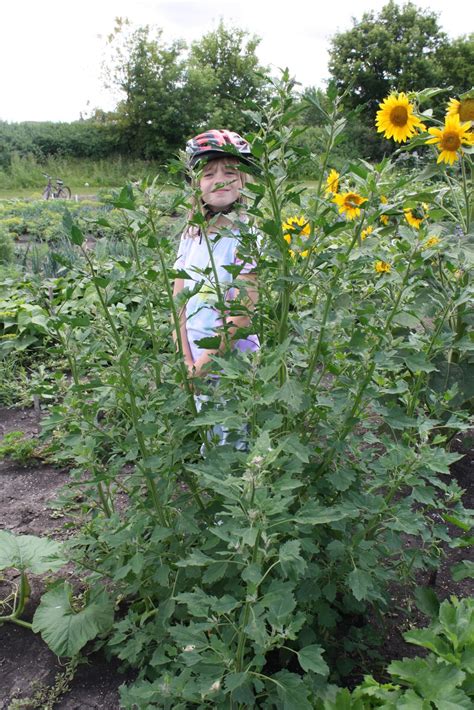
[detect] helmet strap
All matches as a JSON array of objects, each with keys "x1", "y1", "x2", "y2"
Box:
[{"x1": 203, "y1": 201, "x2": 237, "y2": 217}]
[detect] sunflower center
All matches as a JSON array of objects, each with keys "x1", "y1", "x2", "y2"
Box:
[
  {"x1": 442, "y1": 132, "x2": 461, "y2": 152},
  {"x1": 459, "y1": 99, "x2": 474, "y2": 123},
  {"x1": 389, "y1": 106, "x2": 408, "y2": 126}
]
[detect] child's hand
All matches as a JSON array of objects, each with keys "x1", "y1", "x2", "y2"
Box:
[
  {"x1": 185, "y1": 357, "x2": 195, "y2": 377},
  {"x1": 192, "y1": 352, "x2": 215, "y2": 378}
]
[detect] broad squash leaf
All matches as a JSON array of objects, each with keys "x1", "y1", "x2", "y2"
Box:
[
  {"x1": 0, "y1": 531, "x2": 65, "y2": 574},
  {"x1": 32, "y1": 581, "x2": 114, "y2": 657}
]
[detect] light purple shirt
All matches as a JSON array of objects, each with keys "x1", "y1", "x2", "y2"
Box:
[{"x1": 174, "y1": 229, "x2": 260, "y2": 361}]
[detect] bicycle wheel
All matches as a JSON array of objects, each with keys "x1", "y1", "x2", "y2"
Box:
[
  {"x1": 57, "y1": 186, "x2": 71, "y2": 199},
  {"x1": 42, "y1": 187, "x2": 52, "y2": 200}
]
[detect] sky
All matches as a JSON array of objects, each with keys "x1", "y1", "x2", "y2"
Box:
[{"x1": 2, "y1": 0, "x2": 473, "y2": 123}]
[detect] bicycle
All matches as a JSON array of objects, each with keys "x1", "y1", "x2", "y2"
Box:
[{"x1": 42, "y1": 173, "x2": 71, "y2": 200}]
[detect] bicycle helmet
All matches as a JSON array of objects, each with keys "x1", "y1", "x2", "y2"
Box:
[{"x1": 186, "y1": 129, "x2": 252, "y2": 168}]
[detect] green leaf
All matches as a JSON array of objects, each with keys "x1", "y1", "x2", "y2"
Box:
[
  {"x1": 327, "y1": 468, "x2": 357, "y2": 492},
  {"x1": 402, "y1": 352, "x2": 437, "y2": 373},
  {"x1": 429, "y1": 361, "x2": 474, "y2": 407},
  {"x1": 95, "y1": 217, "x2": 111, "y2": 228},
  {"x1": 439, "y1": 597, "x2": 474, "y2": 649},
  {"x1": 272, "y1": 670, "x2": 313, "y2": 710},
  {"x1": 297, "y1": 644, "x2": 329, "y2": 676},
  {"x1": 423, "y1": 447, "x2": 464, "y2": 474},
  {"x1": 443, "y1": 514, "x2": 471, "y2": 532},
  {"x1": 414, "y1": 586, "x2": 440, "y2": 619},
  {"x1": 403, "y1": 628, "x2": 453, "y2": 658},
  {"x1": 347, "y1": 568, "x2": 371, "y2": 601},
  {"x1": 193, "y1": 336, "x2": 221, "y2": 350},
  {"x1": 380, "y1": 404, "x2": 418, "y2": 430},
  {"x1": 70, "y1": 224, "x2": 84, "y2": 246},
  {"x1": 0, "y1": 531, "x2": 65, "y2": 574},
  {"x1": 175, "y1": 550, "x2": 214, "y2": 567},
  {"x1": 150, "y1": 647, "x2": 172, "y2": 667},
  {"x1": 388, "y1": 657, "x2": 466, "y2": 702},
  {"x1": 224, "y1": 672, "x2": 249, "y2": 692},
  {"x1": 275, "y1": 379, "x2": 308, "y2": 412},
  {"x1": 92, "y1": 275, "x2": 110, "y2": 289},
  {"x1": 452, "y1": 561, "x2": 474, "y2": 581},
  {"x1": 279, "y1": 540, "x2": 307, "y2": 579},
  {"x1": 267, "y1": 591, "x2": 296, "y2": 624},
  {"x1": 295, "y1": 503, "x2": 350, "y2": 525},
  {"x1": 63, "y1": 209, "x2": 84, "y2": 246},
  {"x1": 32, "y1": 582, "x2": 114, "y2": 657},
  {"x1": 261, "y1": 219, "x2": 280, "y2": 238},
  {"x1": 393, "y1": 689, "x2": 428, "y2": 709},
  {"x1": 211, "y1": 594, "x2": 240, "y2": 614},
  {"x1": 175, "y1": 588, "x2": 217, "y2": 617},
  {"x1": 245, "y1": 181, "x2": 265, "y2": 196},
  {"x1": 393, "y1": 312, "x2": 420, "y2": 329},
  {"x1": 113, "y1": 184, "x2": 136, "y2": 210},
  {"x1": 202, "y1": 562, "x2": 229, "y2": 584},
  {"x1": 241, "y1": 563, "x2": 262, "y2": 586},
  {"x1": 278, "y1": 434, "x2": 312, "y2": 463}
]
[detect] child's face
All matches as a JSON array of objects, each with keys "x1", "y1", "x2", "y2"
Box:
[{"x1": 199, "y1": 157, "x2": 242, "y2": 210}]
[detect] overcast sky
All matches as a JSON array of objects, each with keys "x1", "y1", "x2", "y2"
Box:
[{"x1": 2, "y1": 0, "x2": 473, "y2": 123}]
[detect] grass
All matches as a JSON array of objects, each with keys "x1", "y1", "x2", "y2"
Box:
[
  {"x1": 0, "y1": 186, "x2": 104, "y2": 200},
  {"x1": 0, "y1": 155, "x2": 166, "y2": 192}
]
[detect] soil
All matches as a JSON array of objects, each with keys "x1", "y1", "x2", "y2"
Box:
[
  {"x1": 0, "y1": 406, "x2": 472, "y2": 708},
  {"x1": 370, "y1": 430, "x2": 474, "y2": 679},
  {"x1": 0, "y1": 408, "x2": 130, "y2": 709}
]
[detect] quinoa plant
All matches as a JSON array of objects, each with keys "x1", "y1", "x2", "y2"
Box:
[{"x1": 40, "y1": 75, "x2": 473, "y2": 708}]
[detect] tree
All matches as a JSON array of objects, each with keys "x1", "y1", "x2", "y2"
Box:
[
  {"x1": 103, "y1": 21, "x2": 194, "y2": 160},
  {"x1": 188, "y1": 21, "x2": 270, "y2": 133},
  {"x1": 102, "y1": 19, "x2": 270, "y2": 161},
  {"x1": 436, "y1": 34, "x2": 474, "y2": 106},
  {"x1": 328, "y1": 1, "x2": 447, "y2": 117}
]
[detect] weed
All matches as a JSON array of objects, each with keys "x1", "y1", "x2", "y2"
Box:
[
  {"x1": 8, "y1": 655, "x2": 79, "y2": 710},
  {"x1": 0, "y1": 431, "x2": 39, "y2": 464}
]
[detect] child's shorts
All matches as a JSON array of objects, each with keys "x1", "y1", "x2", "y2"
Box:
[{"x1": 194, "y1": 390, "x2": 249, "y2": 454}]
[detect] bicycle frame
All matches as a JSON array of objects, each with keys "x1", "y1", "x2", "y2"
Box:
[{"x1": 42, "y1": 173, "x2": 71, "y2": 200}]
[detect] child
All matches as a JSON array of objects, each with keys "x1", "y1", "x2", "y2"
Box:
[
  {"x1": 173, "y1": 129, "x2": 259, "y2": 376},
  {"x1": 172, "y1": 129, "x2": 260, "y2": 447}
]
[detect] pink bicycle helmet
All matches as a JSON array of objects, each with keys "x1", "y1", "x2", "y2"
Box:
[{"x1": 186, "y1": 129, "x2": 252, "y2": 168}]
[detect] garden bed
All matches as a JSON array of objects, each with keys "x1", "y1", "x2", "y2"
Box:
[
  {"x1": 0, "y1": 407, "x2": 132, "y2": 709},
  {"x1": 0, "y1": 406, "x2": 472, "y2": 708}
]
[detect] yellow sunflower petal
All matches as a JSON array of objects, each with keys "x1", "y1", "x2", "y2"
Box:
[
  {"x1": 446, "y1": 96, "x2": 474, "y2": 123},
  {"x1": 425, "y1": 114, "x2": 472, "y2": 164},
  {"x1": 333, "y1": 191, "x2": 367, "y2": 220},
  {"x1": 375, "y1": 92, "x2": 425, "y2": 143},
  {"x1": 325, "y1": 169, "x2": 340, "y2": 196}
]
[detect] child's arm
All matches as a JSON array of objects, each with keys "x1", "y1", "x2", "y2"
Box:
[
  {"x1": 172, "y1": 277, "x2": 194, "y2": 374},
  {"x1": 192, "y1": 272, "x2": 258, "y2": 376}
]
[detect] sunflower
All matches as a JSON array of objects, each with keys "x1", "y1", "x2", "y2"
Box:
[
  {"x1": 380, "y1": 215, "x2": 390, "y2": 226},
  {"x1": 361, "y1": 226, "x2": 374, "y2": 240},
  {"x1": 423, "y1": 235, "x2": 440, "y2": 249},
  {"x1": 333, "y1": 191, "x2": 367, "y2": 220},
  {"x1": 375, "y1": 260, "x2": 391, "y2": 273},
  {"x1": 282, "y1": 215, "x2": 310, "y2": 244},
  {"x1": 446, "y1": 97, "x2": 474, "y2": 125},
  {"x1": 325, "y1": 169, "x2": 340, "y2": 196},
  {"x1": 403, "y1": 204, "x2": 428, "y2": 229},
  {"x1": 375, "y1": 93, "x2": 426, "y2": 143},
  {"x1": 426, "y1": 114, "x2": 473, "y2": 165}
]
